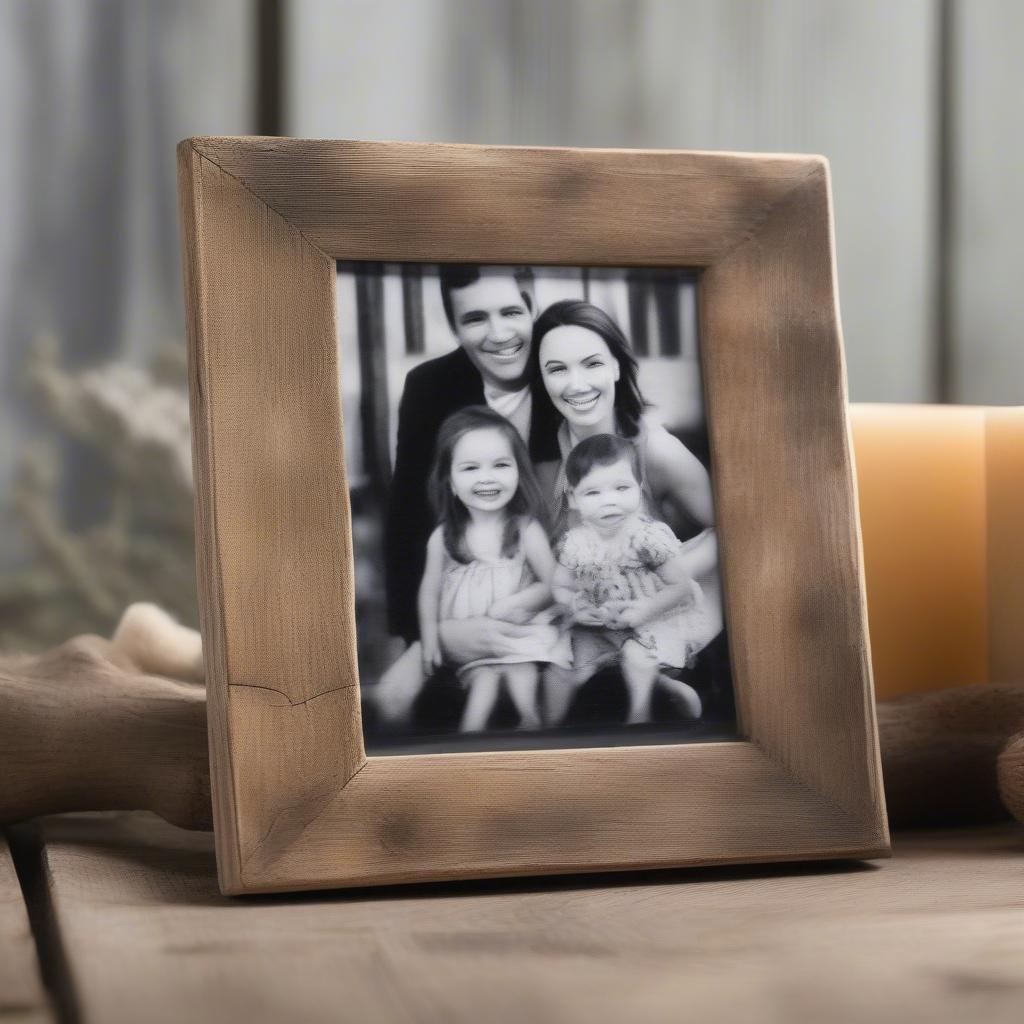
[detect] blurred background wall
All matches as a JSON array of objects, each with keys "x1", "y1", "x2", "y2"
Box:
[{"x1": 1, "y1": 0, "x2": 1021, "y2": 649}]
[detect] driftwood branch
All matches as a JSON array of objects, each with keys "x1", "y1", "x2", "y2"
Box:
[
  {"x1": 0, "y1": 606, "x2": 209, "y2": 830},
  {"x1": 2, "y1": 604, "x2": 1023, "y2": 833},
  {"x1": 877, "y1": 685, "x2": 1024, "y2": 827}
]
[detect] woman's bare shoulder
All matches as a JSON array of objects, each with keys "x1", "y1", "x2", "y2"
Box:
[{"x1": 640, "y1": 415, "x2": 701, "y2": 470}]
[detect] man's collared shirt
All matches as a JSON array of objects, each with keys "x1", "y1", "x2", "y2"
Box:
[{"x1": 483, "y1": 383, "x2": 532, "y2": 444}]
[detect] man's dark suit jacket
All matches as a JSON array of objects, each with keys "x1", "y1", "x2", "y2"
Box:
[{"x1": 385, "y1": 346, "x2": 561, "y2": 642}]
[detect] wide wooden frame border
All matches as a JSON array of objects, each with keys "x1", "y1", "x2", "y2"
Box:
[{"x1": 178, "y1": 138, "x2": 889, "y2": 896}]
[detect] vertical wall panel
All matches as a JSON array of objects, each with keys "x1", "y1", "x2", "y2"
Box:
[
  {"x1": 286, "y1": 0, "x2": 452, "y2": 141},
  {"x1": 949, "y1": 0, "x2": 1024, "y2": 404},
  {"x1": 289, "y1": 0, "x2": 939, "y2": 403},
  {"x1": 584, "y1": 0, "x2": 939, "y2": 404},
  {"x1": 0, "y1": 0, "x2": 252, "y2": 574}
]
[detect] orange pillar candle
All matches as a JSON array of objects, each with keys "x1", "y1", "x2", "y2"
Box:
[
  {"x1": 849, "y1": 404, "x2": 989, "y2": 699},
  {"x1": 849, "y1": 404, "x2": 1024, "y2": 700}
]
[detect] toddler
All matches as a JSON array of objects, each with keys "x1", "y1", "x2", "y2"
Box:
[{"x1": 552, "y1": 433, "x2": 708, "y2": 724}]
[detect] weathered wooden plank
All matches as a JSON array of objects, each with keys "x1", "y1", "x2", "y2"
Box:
[
  {"x1": 31, "y1": 812, "x2": 1024, "y2": 1024},
  {"x1": 949, "y1": 0, "x2": 1024, "y2": 403},
  {"x1": 0, "y1": 831, "x2": 51, "y2": 1023}
]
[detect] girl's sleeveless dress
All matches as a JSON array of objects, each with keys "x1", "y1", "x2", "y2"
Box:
[{"x1": 439, "y1": 543, "x2": 570, "y2": 678}]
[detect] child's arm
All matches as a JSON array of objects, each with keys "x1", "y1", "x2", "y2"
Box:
[
  {"x1": 612, "y1": 552, "x2": 698, "y2": 629},
  {"x1": 551, "y1": 562, "x2": 578, "y2": 611},
  {"x1": 551, "y1": 562, "x2": 605, "y2": 627},
  {"x1": 417, "y1": 528, "x2": 447, "y2": 672},
  {"x1": 489, "y1": 520, "x2": 555, "y2": 622}
]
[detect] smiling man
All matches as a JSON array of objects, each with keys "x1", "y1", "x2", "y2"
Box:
[{"x1": 384, "y1": 265, "x2": 560, "y2": 648}]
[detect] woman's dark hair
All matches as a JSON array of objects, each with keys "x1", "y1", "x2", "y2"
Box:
[
  {"x1": 564, "y1": 433, "x2": 642, "y2": 490},
  {"x1": 428, "y1": 406, "x2": 548, "y2": 563},
  {"x1": 438, "y1": 265, "x2": 535, "y2": 332},
  {"x1": 528, "y1": 299, "x2": 646, "y2": 438}
]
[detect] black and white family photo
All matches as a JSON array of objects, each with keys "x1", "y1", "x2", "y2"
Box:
[{"x1": 336, "y1": 263, "x2": 736, "y2": 754}]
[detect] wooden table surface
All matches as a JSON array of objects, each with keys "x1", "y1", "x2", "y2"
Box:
[
  {"x1": 0, "y1": 835, "x2": 48, "y2": 1022},
  {"x1": 2, "y1": 816, "x2": 1023, "y2": 1023}
]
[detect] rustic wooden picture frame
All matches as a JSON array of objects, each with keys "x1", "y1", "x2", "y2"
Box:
[{"x1": 177, "y1": 137, "x2": 889, "y2": 896}]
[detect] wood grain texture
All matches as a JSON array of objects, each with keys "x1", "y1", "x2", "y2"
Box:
[
  {"x1": 179, "y1": 142, "x2": 241, "y2": 890},
  {"x1": 189, "y1": 136, "x2": 819, "y2": 267},
  {"x1": 0, "y1": 635, "x2": 210, "y2": 831},
  {"x1": 245, "y1": 742, "x2": 884, "y2": 892},
  {"x1": 29, "y1": 813, "x2": 1024, "y2": 1024},
  {"x1": 178, "y1": 138, "x2": 886, "y2": 894},
  {"x1": 702, "y1": 163, "x2": 884, "y2": 824},
  {"x1": 178, "y1": 141, "x2": 363, "y2": 894},
  {"x1": 0, "y1": 832, "x2": 50, "y2": 1022}
]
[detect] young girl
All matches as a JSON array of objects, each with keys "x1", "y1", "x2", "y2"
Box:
[
  {"x1": 412, "y1": 406, "x2": 566, "y2": 732},
  {"x1": 552, "y1": 433, "x2": 709, "y2": 725}
]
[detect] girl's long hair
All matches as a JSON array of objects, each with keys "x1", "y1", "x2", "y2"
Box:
[
  {"x1": 428, "y1": 406, "x2": 548, "y2": 563},
  {"x1": 528, "y1": 299, "x2": 646, "y2": 438}
]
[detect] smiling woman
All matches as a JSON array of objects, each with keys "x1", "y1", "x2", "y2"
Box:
[
  {"x1": 335, "y1": 260, "x2": 734, "y2": 756},
  {"x1": 533, "y1": 301, "x2": 634, "y2": 433}
]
